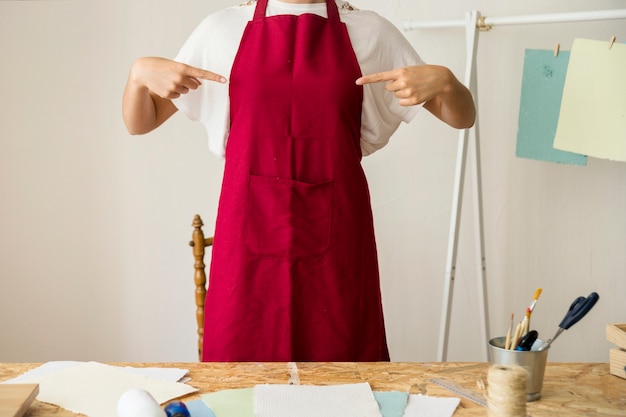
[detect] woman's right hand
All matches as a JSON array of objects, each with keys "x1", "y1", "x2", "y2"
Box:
[
  {"x1": 129, "y1": 57, "x2": 227, "y2": 99},
  {"x1": 122, "y1": 57, "x2": 226, "y2": 135}
]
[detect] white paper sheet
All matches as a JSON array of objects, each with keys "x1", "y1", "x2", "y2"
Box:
[
  {"x1": 2, "y1": 361, "x2": 84, "y2": 383},
  {"x1": 401, "y1": 394, "x2": 460, "y2": 417},
  {"x1": 2, "y1": 361, "x2": 189, "y2": 384},
  {"x1": 254, "y1": 383, "x2": 382, "y2": 417}
]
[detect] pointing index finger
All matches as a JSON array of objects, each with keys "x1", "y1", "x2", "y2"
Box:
[
  {"x1": 187, "y1": 65, "x2": 227, "y2": 84},
  {"x1": 355, "y1": 70, "x2": 396, "y2": 86}
]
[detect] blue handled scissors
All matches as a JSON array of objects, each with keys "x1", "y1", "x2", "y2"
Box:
[{"x1": 537, "y1": 292, "x2": 599, "y2": 351}]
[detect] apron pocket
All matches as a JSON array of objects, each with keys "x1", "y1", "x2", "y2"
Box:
[{"x1": 247, "y1": 175, "x2": 333, "y2": 259}]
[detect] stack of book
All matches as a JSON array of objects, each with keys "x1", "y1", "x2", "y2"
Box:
[{"x1": 606, "y1": 323, "x2": 626, "y2": 379}]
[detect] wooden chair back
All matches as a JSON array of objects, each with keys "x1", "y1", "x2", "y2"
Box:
[{"x1": 189, "y1": 214, "x2": 213, "y2": 361}]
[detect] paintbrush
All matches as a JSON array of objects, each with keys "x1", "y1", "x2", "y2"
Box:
[
  {"x1": 526, "y1": 288, "x2": 542, "y2": 331},
  {"x1": 528, "y1": 288, "x2": 543, "y2": 313}
]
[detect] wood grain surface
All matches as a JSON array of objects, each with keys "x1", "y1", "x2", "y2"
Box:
[{"x1": 1, "y1": 362, "x2": 625, "y2": 417}]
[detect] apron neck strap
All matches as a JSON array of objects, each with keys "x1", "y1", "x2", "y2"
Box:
[{"x1": 253, "y1": 0, "x2": 340, "y2": 22}]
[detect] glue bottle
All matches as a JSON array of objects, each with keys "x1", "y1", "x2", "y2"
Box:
[{"x1": 117, "y1": 388, "x2": 167, "y2": 417}]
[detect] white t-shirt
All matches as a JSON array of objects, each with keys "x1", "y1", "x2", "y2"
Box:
[{"x1": 174, "y1": 0, "x2": 424, "y2": 158}]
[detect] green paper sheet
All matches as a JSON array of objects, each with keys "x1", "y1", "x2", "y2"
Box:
[
  {"x1": 516, "y1": 49, "x2": 587, "y2": 165},
  {"x1": 554, "y1": 39, "x2": 626, "y2": 161},
  {"x1": 200, "y1": 388, "x2": 253, "y2": 417}
]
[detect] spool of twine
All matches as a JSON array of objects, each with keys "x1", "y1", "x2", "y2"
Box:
[{"x1": 486, "y1": 364, "x2": 528, "y2": 417}]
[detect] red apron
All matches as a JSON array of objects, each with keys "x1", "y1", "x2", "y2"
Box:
[{"x1": 203, "y1": 0, "x2": 389, "y2": 362}]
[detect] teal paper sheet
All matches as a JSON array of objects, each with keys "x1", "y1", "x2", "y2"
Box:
[
  {"x1": 373, "y1": 391, "x2": 409, "y2": 417},
  {"x1": 516, "y1": 49, "x2": 587, "y2": 165}
]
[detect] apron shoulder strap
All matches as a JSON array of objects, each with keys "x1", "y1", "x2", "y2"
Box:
[
  {"x1": 326, "y1": 0, "x2": 340, "y2": 22},
  {"x1": 253, "y1": 0, "x2": 268, "y2": 21}
]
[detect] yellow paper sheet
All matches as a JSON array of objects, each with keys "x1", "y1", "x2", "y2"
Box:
[
  {"x1": 553, "y1": 38, "x2": 626, "y2": 161},
  {"x1": 32, "y1": 362, "x2": 197, "y2": 417}
]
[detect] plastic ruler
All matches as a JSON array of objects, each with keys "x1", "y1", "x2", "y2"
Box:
[{"x1": 429, "y1": 377, "x2": 488, "y2": 407}]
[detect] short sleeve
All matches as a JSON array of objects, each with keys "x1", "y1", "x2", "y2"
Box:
[
  {"x1": 344, "y1": 11, "x2": 425, "y2": 155},
  {"x1": 172, "y1": 7, "x2": 251, "y2": 158}
]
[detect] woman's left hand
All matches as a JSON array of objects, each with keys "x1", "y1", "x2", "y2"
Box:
[{"x1": 356, "y1": 65, "x2": 476, "y2": 129}]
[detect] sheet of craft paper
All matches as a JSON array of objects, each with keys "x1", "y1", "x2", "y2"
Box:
[
  {"x1": 401, "y1": 394, "x2": 460, "y2": 417},
  {"x1": 372, "y1": 390, "x2": 409, "y2": 417},
  {"x1": 516, "y1": 49, "x2": 587, "y2": 165},
  {"x1": 200, "y1": 388, "x2": 253, "y2": 417},
  {"x1": 553, "y1": 39, "x2": 626, "y2": 161},
  {"x1": 118, "y1": 365, "x2": 190, "y2": 382},
  {"x1": 185, "y1": 399, "x2": 217, "y2": 417},
  {"x1": 1, "y1": 361, "x2": 83, "y2": 384},
  {"x1": 29, "y1": 361, "x2": 197, "y2": 417},
  {"x1": 254, "y1": 383, "x2": 382, "y2": 417},
  {"x1": 2, "y1": 361, "x2": 189, "y2": 384}
]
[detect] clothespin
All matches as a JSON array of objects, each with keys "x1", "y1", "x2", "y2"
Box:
[
  {"x1": 609, "y1": 35, "x2": 616, "y2": 49},
  {"x1": 554, "y1": 43, "x2": 560, "y2": 57},
  {"x1": 477, "y1": 16, "x2": 493, "y2": 32}
]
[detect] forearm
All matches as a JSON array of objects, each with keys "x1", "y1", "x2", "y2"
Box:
[
  {"x1": 424, "y1": 67, "x2": 476, "y2": 129},
  {"x1": 122, "y1": 79, "x2": 156, "y2": 135},
  {"x1": 123, "y1": 57, "x2": 193, "y2": 135},
  {"x1": 122, "y1": 74, "x2": 176, "y2": 135},
  {"x1": 424, "y1": 69, "x2": 476, "y2": 129}
]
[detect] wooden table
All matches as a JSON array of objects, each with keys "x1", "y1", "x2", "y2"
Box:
[{"x1": 1, "y1": 362, "x2": 625, "y2": 416}]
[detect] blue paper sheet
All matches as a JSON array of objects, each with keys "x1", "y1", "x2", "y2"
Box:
[
  {"x1": 516, "y1": 49, "x2": 587, "y2": 165},
  {"x1": 186, "y1": 399, "x2": 217, "y2": 417}
]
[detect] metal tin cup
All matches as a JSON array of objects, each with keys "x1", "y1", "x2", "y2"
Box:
[{"x1": 488, "y1": 336, "x2": 549, "y2": 402}]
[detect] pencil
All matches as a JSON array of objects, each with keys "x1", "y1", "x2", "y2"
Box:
[
  {"x1": 504, "y1": 313, "x2": 514, "y2": 350},
  {"x1": 520, "y1": 307, "x2": 531, "y2": 337},
  {"x1": 511, "y1": 322, "x2": 523, "y2": 350}
]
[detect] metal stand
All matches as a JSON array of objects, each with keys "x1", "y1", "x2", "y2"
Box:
[
  {"x1": 436, "y1": 11, "x2": 489, "y2": 362},
  {"x1": 405, "y1": 7, "x2": 626, "y2": 362}
]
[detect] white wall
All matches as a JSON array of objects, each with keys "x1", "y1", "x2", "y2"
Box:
[{"x1": 1, "y1": 0, "x2": 624, "y2": 363}]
